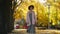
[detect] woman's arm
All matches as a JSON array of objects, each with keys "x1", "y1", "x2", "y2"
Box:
[
  {"x1": 26, "y1": 12, "x2": 28, "y2": 23},
  {"x1": 34, "y1": 12, "x2": 37, "y2": 23}
]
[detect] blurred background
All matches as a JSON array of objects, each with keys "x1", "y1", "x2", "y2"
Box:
[{"x1": 12, "y1": 0, "x2": 60, "y2": 29}]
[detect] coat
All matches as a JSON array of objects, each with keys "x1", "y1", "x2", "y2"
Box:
[{"x1": 26, "y1": 11, "x2": 36, "y2": 26}]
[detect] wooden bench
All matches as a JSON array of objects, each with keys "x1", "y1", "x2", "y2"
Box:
[{"x1": 38, "y1": 27, "x2": 47, "y2": 30}]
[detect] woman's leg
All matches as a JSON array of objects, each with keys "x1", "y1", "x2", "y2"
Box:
[
  {"x1": 30, "y1": 25, "x2": 35, "y2": 34},
  {"x1": 27, "y1": 25, "x2": 31, "y2": 33}
]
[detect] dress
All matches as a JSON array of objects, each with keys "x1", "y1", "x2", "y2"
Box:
[{"x1": 27, "y1": 13, "x2": 35, "y2": 34}]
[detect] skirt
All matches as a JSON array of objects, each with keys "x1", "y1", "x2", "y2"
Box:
[{"x1": 27, "y1": 24, "x2": 35, "y2": 34}]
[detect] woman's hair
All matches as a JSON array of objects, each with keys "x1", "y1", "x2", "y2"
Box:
[{"x1": 28, "y1": 5, "x2": 34, "y2": 10}]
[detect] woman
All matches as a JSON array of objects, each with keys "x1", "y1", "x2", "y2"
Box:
[{"x1": 26, "y1": 5, "x2": 36, "y2": 34}]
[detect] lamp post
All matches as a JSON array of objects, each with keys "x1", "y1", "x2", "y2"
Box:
[{"x1": 47, "y1": 3, "x2": 51, "y2": 29}]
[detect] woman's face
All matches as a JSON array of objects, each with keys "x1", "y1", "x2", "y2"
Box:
[{"x1": 30, "y1": 7, "x2": 33, "y2": 11}]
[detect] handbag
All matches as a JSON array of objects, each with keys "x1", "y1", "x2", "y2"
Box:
[{"x1": 23, "y1": 23, "x2": 29, "y2": 29}]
